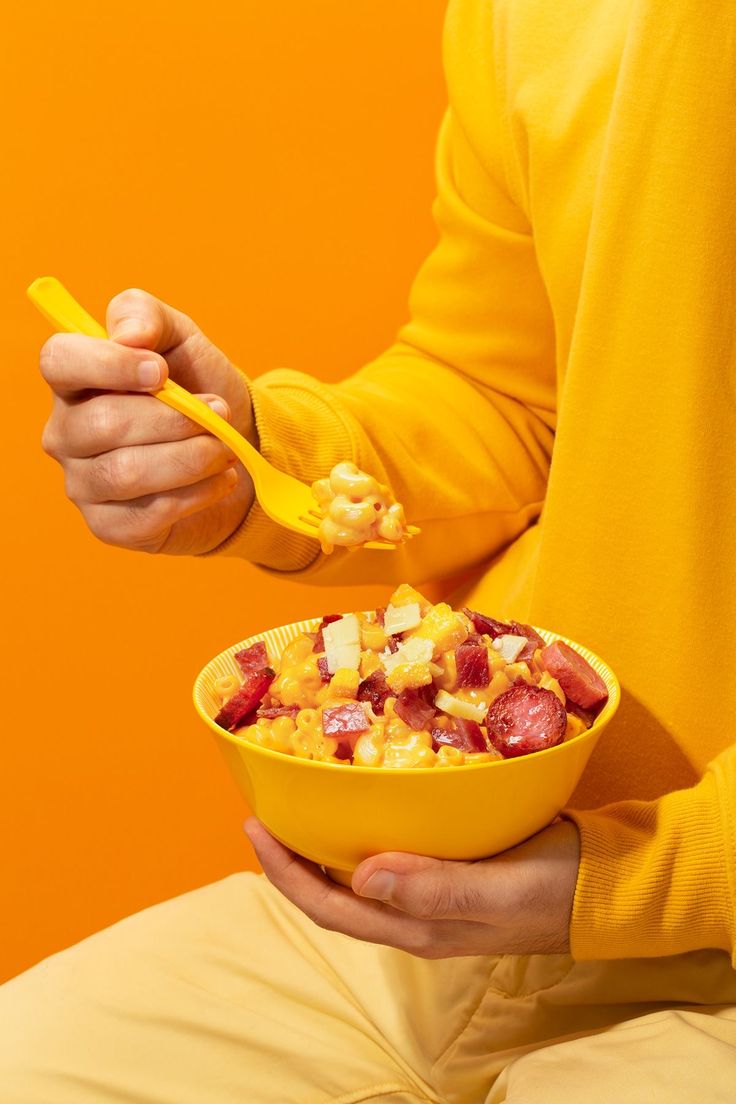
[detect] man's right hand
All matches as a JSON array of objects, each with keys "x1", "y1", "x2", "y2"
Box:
[{"x1": 40, "y1": 288, "x2": 256, "y2": 555}]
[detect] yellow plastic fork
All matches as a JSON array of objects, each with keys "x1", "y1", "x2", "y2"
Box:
[{"x1": 27, "y1": 276, "x2": 419, "y2": 551}]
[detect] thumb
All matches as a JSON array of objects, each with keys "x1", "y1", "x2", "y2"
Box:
[
  {"x1": 352, "y1": 852, "x2": 493, "y2": 921},
  {"x1": 106, "y1": 287, "x2": 199, "y2": 354}
]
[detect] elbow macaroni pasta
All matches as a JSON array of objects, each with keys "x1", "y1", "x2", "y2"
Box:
[{"x1": 311, "y1": 461, "x2": 409, "y2": 554}]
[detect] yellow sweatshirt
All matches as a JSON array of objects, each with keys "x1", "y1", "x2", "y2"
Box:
[{"x1": 217, "y1": 0, "x2": 736, "y2": 964}]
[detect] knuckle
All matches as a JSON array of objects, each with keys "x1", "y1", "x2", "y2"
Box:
[
  {"x1": 411, "y1": 881, "x2": 453, "y2": 921},
  {"x1": 92, "y1": 449, "x2": 142, "y2": 498},
  {"x1": 39, "y1": 334, "x2": 66, "y2": 384},
  {"x1": 175, "y1": 436, "x2": 216, "y2": 480},
  {"x1": 41, "y1": 418, "x2": 61, "y2": 459},
  {"x1": 86, "y1": 396, "x2": 125, "y2": 449},
  {"x1": 108, "y1": 287, "x2": 150, "y2": 315}
]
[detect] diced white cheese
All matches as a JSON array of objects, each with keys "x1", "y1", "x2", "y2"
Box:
[
  {"x1": 323, "y1": 614, "x2": 359, "y2": 649},
  {"x1": 495, "y1": 634, "x2": 528, "y2": 664},
  {"x1": 383, "y1": 601, "x2": 421, "y2": 636},
  {"x1": 323, "y1": 615, "x2": 361, "y2": 673},
  {"x1": 434, "y1": 690, "x2": 488, "y2": 723},
  {"x1": 325, "y1": 641, "x2": 361, "y2": 674},
  {"x1": 380, "y1": 636, "x2": 434, "y2": 674}
]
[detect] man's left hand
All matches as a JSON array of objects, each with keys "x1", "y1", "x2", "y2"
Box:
[{"x1": 244, "y1": 817, "x2": 580, "y2": 959}]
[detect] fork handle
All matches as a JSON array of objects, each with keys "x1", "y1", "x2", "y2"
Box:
[{"x1": 27, "y1": 276, "x2": 269, "y2": 481}]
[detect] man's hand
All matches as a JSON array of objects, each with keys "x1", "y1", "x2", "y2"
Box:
[
  {"x1": 40, "y1": 288, "x2": 256, "y2": 555},
  {"x1": 245, "y1": 817, "x2": 580, "y2": 958}
]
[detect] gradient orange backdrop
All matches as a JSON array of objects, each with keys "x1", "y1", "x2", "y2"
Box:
[{"x1": 1, "y1": 0, "x2": 448, "y2": 981}]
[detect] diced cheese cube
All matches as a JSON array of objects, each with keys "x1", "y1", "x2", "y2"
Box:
[
  {"x1": 323, "y1": 614, "x2": 359, "y2": 649},
  {"x1": 328, "y1": 668, "x2": 361, "y2": 698},
  {"x1": 381, "y1": 636, "x2": 434, "y2": 674},
  {"x1": 383, "y1": 601, "x2": 421, "y2": 635},
  {"x1": 411, "y1": 603, "x2": 468, "y2": 656},
  {"x1": 495, "y1": 634, "x2": 528, "y2": 664},
  {"x1": 324, "y1": 615, "x2": 361, "y2": 672},
  {"x1": 387, "y1": 661, "x2": 433, "y2": 694},
  {"x1": 434, "y1": 690, "x2": 488, "y2": 723},
  {"x1": 325, "y1": 641, "x2": 361, "y2": 674},
  {"x1": 389, "y1": 583, "x2": 430, "y2": 610}
]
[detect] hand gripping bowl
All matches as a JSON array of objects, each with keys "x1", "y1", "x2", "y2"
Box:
[{"x1": 194, "y1": 615, "x2": 620, "y2": 884}]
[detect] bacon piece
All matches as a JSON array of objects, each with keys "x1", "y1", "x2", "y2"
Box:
[
  {"x1": 312, "y1": 614, "x2": 342, "y2": 653},
  {"x1": 375, "y1": 606, "x2": 386, "y2": 626},
  {"x1": 462, "y1": 607, "x2": 514, "y2": 640},
  {"x1": 540, "y1": 641, "x2": 609, "y2": 711},
  {"x1": 386, "y1": 636, "x2": 399, "y2": 654},
  {"x1": 455, "y1": 643, "x2": 490, "y2": 688},
  {"x1": 317, "y1": 656, "x2": 330, "y2": 683},
  {"x1": 431, "y1": 718, "x2": 487, "y2": 754},
  {"x1": 215, "y1": 668, "x2": 276, "y2": 731},
  {"x1": 233, "y1": 640, "x2": 268, "y2": 677},
  {"x1": 322, "y1": 702, "x2": 370, "y2": 740},
  {"x1": 394, "y1": 686, "x2": 436, "y2": 731},
  {"x1": 486, "y1": 685, "x2": 567, "y2": 758},
  {"x1": 256, "y1": 704, "x2": 300, "y2": 720},
  {"x1": 357, "y1": 669, "x2": 391, "y2": 713}
]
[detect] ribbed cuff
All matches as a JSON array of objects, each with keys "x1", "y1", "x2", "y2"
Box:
[
  {"x1": 209, "y1": 368, "x2": 357, "y2": 572},
  {"x1": 564, "y1": 769, "x2": 734, "y2": 961}
]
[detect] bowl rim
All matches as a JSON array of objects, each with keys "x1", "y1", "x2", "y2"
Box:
[{"x1": 193, "y1": 614, "x2": 621, "y2": 776}]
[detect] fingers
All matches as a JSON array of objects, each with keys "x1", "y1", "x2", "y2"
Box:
[
  {"x1": 352, "y1": 853, "x2": 496, "y2": 922},
  {"x1": 82, "y1": 469, "x2": 240, "y2": 553},
  {"x1": 40, "y1": 333, "x2": 169, "y2": 399},
  {"x1": 45, "y1": 392, "x2": 231, "y2": 459},
  {"x1": 243, "y1": 819, "x2": 437, "y2": 957},
  {"x1": 106, "y1": 287, "x2": 199, "y2": 354},
  {"x1": 64, "y1": 435, "x2": 236, "y2": 505}
]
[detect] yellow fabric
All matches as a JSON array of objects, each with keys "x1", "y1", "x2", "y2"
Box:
[
  {"x1": 217, "y1": 0, "x2": 736, "y2": 966},
  {"x1": 3, "y1": 873, "x2": 736, "y2": 1102}
]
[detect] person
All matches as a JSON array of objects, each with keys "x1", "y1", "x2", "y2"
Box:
[{"x1": 3, "y1": 0, "x2": 736, "y2": 1099}]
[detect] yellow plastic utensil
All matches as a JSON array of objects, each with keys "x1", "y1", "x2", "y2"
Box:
[{"x1": 27, "y1": 276, "x2": 417, "y2": 550}]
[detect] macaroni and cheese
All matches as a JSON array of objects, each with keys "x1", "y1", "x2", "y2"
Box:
[
  {"x1": 213, "y1": 585, "x2": 609, "y2": 769},
  {"x1": 311, "y1": 461, "x2": 410, "y2": 553}
]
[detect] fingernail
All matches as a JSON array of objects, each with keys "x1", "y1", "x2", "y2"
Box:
[
  {"x1": 207, "y1": 398, "x2": 229, "y2": 419},
  {"x1": 138, "y1": 360, "x2": 162, "y2": 388},
  {"x1": 358, "y1": 870, "x2": 394, "y2": 902},
  {"x1": 224, "y1": 467, "x2": 238, "y2": 487},
  {"x1": 112, "y1": 320, "x2": 142, "y2": 341}
]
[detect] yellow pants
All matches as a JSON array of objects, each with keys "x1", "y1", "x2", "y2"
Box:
[{"x1": 2, "y1": 873, "x2": 736, "y2": 1102}]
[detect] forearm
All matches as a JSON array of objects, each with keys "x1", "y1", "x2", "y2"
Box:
[{"x1": 563, "y1": 746, "x2": 736, "y2": 962}]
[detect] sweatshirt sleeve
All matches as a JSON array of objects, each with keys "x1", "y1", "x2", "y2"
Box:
[
  {"x1": 563, "y1": 745, "x2": 736, "y2": 963},
  {"x1": 211, "y1": 104, "x2": 557, "y2": 584}
]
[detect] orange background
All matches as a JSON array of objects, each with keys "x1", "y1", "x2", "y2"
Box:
[{"x1": 1, "y1": 0, "x2": 448, "y2": 981}]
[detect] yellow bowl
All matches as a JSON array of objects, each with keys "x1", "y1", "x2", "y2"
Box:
[{"x1": 193, "y1": 616, "x2": 620, "y2": 883}]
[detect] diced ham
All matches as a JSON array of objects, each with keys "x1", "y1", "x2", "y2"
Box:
[
  {"x1": 322, "y1": 702, "x2": 370, "y2": 740},
  {"x1": 312, "y1": 614, "x2": 342, "y2": 653},
  {"x1": 462, "y1": 607, "x2": 515, "y2": 639},
  {"x1": 233, "y1": 641, "x2": 268, "y2": 677},
  {"x1": 394, "y1": 686, "x2": 436, "y2": 730},
  {"x1": 455, "y1": 643, "x2": 490, "y2": 688},
  {"x1": 540, "y1": 641, "x2": 609, "y2": 711},
  {"x1": 317, "y1": 656, "x2": 330, "y2": 683},
  {"x1": 486, "y1": 685, "x2": 567, "y2": 758},
  {"x1": 215, "y1": 667, "x2": 276, "y2": 731},
  {"x1": 357, "y1": 669, "x2": 391, "y2": 713},
  {"x1": 431, "y1": 718, "x2": 487, "y2": 754}
]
